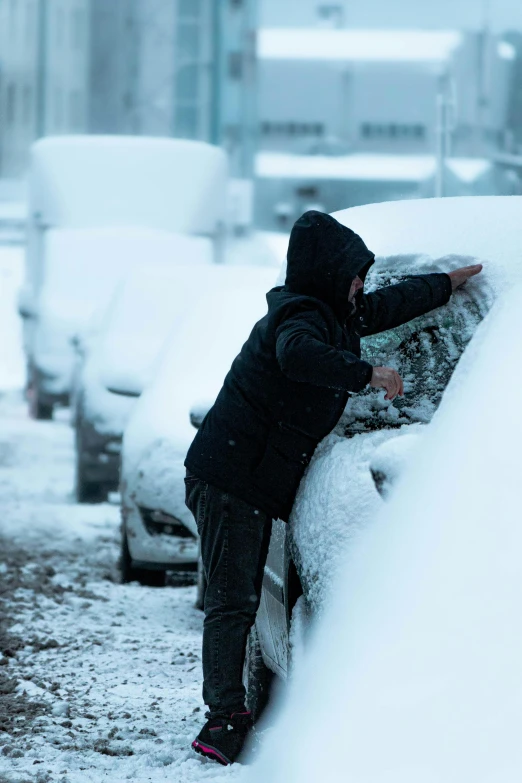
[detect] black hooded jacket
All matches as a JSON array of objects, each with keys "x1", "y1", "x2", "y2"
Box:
[{"x1": 185, "y1": 211, "x2": 452, "y2": 521}]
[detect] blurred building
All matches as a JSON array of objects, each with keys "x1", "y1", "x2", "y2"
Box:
[
  {"x1": 89, "y1": 0, "x2": 257, "y2": 180},
  {"x1": 0, "y1": 0, "x2": 91, "y2": 178},
  {"x1": 255, "y1": 27, "x2": 517, "y2": 228}
]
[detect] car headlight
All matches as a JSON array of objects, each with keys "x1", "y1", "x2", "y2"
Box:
[{"x1": 138, "y1": 506, "x2": 195, "y2": 539}]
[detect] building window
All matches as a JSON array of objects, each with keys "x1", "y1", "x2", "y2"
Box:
[
  {"x1": 72, "y1": 8, "x2": 84, "y2": 50},
  {"x1": 54, "y1": 86, "x2": 64, "y2": 128},
  {"x1": 6, "y1": 83, "x2": 16, "y2": 125},
  {"x1": 177, "y1": 22, "x2": 200, "y2": 60},
  {"x1": 179, "y1": 0, "x2": 202, "y2": 21},
  {"x1": 69, "y1": 90, "x2": 82, "y2": 128},
  {"x1": 261, "y1": 121, "x2": 325, "y2": 138},
  {"x1": 56, "y1": 6, "x2": 64, "y2": 47},
  {"x1": 176, "y1": 64, "x2": 200, "y2": 102},
  {"x1": 228, "y1": 51, "x2": 243, "y2": 80},
  {"x1": 361, "y1": 123, "x2": 426, "y2": 140},
  {"x1": 23, "y1": 85, "x2": 32, "y2": 124},
  {"x1": 175, "y1": 106, "x2": 199, "y2": 139},
  {"x1": 296, "y1": 186, "x2": 318, "y2": 199}
]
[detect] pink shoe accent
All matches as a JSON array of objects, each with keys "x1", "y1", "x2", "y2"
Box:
[{"x1": 192, "y1": 739, "x2": 230, "y2": 766}]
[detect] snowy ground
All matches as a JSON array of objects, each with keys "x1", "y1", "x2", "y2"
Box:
[{"x1": 0, "y1": 248, "x2": 243, "y2": 782}]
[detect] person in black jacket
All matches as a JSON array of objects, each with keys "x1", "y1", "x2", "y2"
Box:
[{"x1": 185, "y1": 210, "x2": 482, "y2": 766}]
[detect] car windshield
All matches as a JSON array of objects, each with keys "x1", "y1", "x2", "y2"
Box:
[{"x1": 340, "y1": 272, "x2": 489, "y2": 435}]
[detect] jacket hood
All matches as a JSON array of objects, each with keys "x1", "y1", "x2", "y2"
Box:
[{"x1": 284, "y1": 210, "x2": 375, "y2": 320}]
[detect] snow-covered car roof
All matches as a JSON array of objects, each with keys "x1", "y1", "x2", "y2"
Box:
[
  {"x1": 122, "y1": 265, "x2": 277, "y2": 528},
  {"x1": 251, "y1": 281, "x2": 522, "y2": 783},
  {"x1": 334, "y1": 196, "x2": 522, "y2": 291},
  {"x1": 29, "y1": 136, "x2": 228, "y2": 235}
]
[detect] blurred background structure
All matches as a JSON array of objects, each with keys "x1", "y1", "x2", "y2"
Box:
[{"x1": 1, "y1": 0, "x2": 522, "y2": 233}]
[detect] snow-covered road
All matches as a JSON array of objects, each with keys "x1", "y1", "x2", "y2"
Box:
[{"x1": 0, "y1": 249, "x2": 242, "y2": 782}]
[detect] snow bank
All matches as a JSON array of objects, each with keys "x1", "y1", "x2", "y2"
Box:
[
  {"x1": 122, "y1": 266, "x2": 277, "y2": 528},
  {"x1": 30, "y1": 136, "x2": 228, "y2": 235},
  {"x1": 249, "y1": 282, "x2": 522, "y2": 781}
]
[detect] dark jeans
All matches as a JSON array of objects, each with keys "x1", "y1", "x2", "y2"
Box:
[{"x1": 185, "y1": 472, "x2": 273, "y2": 718}]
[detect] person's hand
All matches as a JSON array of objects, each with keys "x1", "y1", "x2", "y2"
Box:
[
  {"x1": 448, "y1": 264, "x2": 483, "y2": 291},
  {"x1": 370, "y1": 367, "x2": 404, "y2": 401}
]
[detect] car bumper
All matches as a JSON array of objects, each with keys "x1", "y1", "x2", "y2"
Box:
[{"x1": 123, "y1": 498, "x2": 198, "y2": 567}]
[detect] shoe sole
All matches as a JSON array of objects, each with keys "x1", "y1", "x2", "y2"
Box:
[{"x1": 192, "y1": 739, "x2": 232, "y2": 766}]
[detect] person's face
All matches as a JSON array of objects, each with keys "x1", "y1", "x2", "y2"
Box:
[{"x1": 348, "y1": 275, "x2": 364, "y2": 306}]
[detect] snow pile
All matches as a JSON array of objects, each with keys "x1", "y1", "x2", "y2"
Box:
[
  {"x1": 30, "y1": 136, "x2": 228, "y2": 235},
  {"x1": 122, "y1": 266, "x2": 277, "y2": 528},
  {"x1": 249, "y1": 282, "x2": 522, "y2": 782},
  {"x1": 289, "y1": 251, "x2": 490, "y2": 611}
]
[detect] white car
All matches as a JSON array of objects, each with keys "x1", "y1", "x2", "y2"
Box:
[
  {"x1": 250, "y1": 283, "x2": 522, "y2": 782},
  {"x1": 19, "y1": 135, "x2": 228, "y2": 418},
  {"x1": 72, "y1": 264, "x2": 210, "y2": 503},
  {"x1": 120, "y1": 265, "x2": 277, "y2": 586},
  {"x1": 239, "y1": 196, "x2": 522, "y2": 724}
]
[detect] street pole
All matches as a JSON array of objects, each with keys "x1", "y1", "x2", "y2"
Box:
[{"x1": 35, "y1": 0, "x2": 48, "y2": 138}]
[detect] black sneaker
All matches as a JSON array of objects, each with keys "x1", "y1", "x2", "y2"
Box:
[{"x1": 192, "y1": 711, "x2": 253, "y2": 766}]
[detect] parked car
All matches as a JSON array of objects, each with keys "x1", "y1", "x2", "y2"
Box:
[
  {"x1": 19, "y1": 135, "x2": 228, "y2": 418},
  {"x1": 241, "y1": 195, "x2": 522, "y2": 722},
  {"x1": 72, "y1": 263, "x2": 211, "y2": 503},
  {"x1": 119, "y1": 265, "x2": 277, "y2": 586},
  {"x1": 248, "y1": 281, "x2": 522, "y2": 783}
]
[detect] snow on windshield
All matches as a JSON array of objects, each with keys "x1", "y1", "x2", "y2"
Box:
[{"x1": 290, "y1": 253, "x2": 493, "y2": 613}]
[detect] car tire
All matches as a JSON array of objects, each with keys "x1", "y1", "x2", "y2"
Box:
[
  {"x1": 29, "y1": 375, "x2": 53, "y2": 420},
  {"x1": 243, "y1": 624, "x2": 274, "y2": 724},
  {"x1": 75, "y1": 427, "x2": 109, "y2": 504},
  {"x1": 195, "y1": 548, "x2": 206, "y2": 611},
  {"x1": 120, "y1": 528, "x2": 167, "y2": 588},
  {"x1": 75, "y1": 458, "x2": 109, "y2": 504}
]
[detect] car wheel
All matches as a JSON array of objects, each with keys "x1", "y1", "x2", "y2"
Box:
[
  {"x1": 75, "y1": 429, "x2": 109, "y2": 504},
  {"x1": 75, "y1": 458, "x2": 109, "y2": 504},
  {"x1": 195, "y1": 548, "x2": 206, "y2": 611},
  {"x1": 243, "y1": 624, "x2": 274, "y2": 724},
  {"x1": 29, "y1": 375, "x2": 53, "y2": 420},
  {"x1": 120, "y1": 528, "x2": 167, "y2": 588}
]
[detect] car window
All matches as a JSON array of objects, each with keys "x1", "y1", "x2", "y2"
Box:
[{"x1": 341, "y1": 276, "x2": 490, "y2": 435}]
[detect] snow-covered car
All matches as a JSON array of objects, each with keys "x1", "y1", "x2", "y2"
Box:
[
  {"x1": 249, "y1": 283, "x2": 522, "y2": 783},
  {"x1": 242, "y1": 195, "x2": 522, "y2": 721},
  {"x1": 73, "y1": 264, "x2": 210, "y2": 503},
  {"x1": 120, "y1": 265, "x2": 277, "y2": 586},
  {"x1": 19, "y1": 135, "x2": 228, "y2": 418}
]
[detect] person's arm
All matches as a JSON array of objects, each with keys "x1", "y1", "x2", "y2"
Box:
[
  {"x1": 275, "y1": 307, "x2": 373, "y2": 392},
  {"x1": 358, "y1": 273, "x2": 452, "y2": 337}
]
